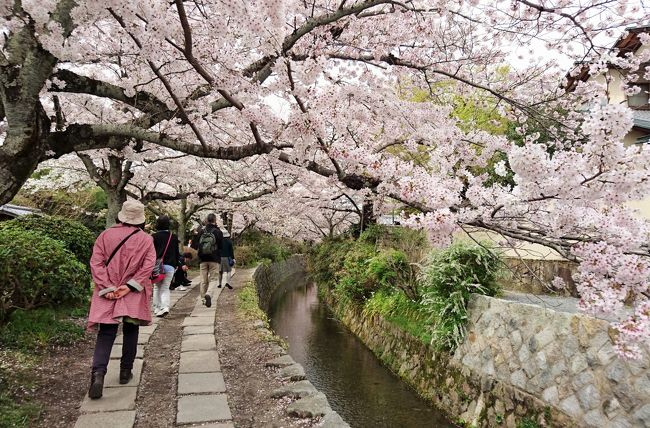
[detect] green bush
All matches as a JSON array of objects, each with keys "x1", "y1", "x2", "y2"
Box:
[
  {"x1": 307, "y1": 237, "x2": 351, "y2": 289},
  {"x1": 336, "y1": 242, "x2": 378, "y2": 302},
  {"x1": 0, "y1": 214, "x2": 95, "y2": 265},
  {"x1": 235, "y1": 228, "x2": 305, "y2": 267},
  {"x1": 420, "y1": 242, "x2": 501, "y2": 351},
  {"x1": 0, "y1": 228, "x2": 91, "y2": 321}
]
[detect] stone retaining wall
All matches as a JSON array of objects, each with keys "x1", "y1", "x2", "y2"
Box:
[
  {"x1": 456, "y1": 295, "x2": 649, "y2": 428},
  {"x1": 252, "y1": 255, "x2": 307, "y2": 312},
  {"x1": 326, "y1": 290, "x2": 650, "y2": 428}
]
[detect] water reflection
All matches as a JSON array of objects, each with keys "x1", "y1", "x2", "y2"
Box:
[{"x1": 269, "y1": 279, "x2": 455, "y2": 428}]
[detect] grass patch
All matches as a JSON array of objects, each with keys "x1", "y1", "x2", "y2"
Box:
[
  {"x1": 0, "y1": 306, "x2": 87, "y2": 427},
  {"x1": 363, "y1": 290, "x2": 432, "y2": 344},
  {"x1": 0, "y1": 351, "x2": 41, "y2": 427},
  {"x1": 0, "y1": 308, "x2": 85, "y2": 352},
  {"x1": 236, "y1": 282, "x2": 269, "y2": 324},
  {"x1": 236, "y1": 281, "x2": 287, "y2": 348}
]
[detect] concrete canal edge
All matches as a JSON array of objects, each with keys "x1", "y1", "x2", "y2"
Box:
[{"x1": 254, "y1": 256, "x2": 650, "y2": 428}]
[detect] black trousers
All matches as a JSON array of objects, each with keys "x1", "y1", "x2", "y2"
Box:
[
  {"x1": 170, "y1": 268, "x2": 189, "y2": 289},
  {"x1": 91, "y1": 323, "x2": 139, "y2": 375}
]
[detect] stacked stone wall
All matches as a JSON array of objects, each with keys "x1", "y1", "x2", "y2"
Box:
[
  {"x1": 252, "y1": 255, "x2": 306, "y2": 312},
  {"x1": 455, "y1": 295, "x2": 649, "y2": 427}
]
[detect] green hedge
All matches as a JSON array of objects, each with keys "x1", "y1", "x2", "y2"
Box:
[
  {"x1": 0, "y1": 214, "x2": 95, "y2": 265},
  {"x1": 0, "y1": 228, "x2": 91, "y2": 321}
]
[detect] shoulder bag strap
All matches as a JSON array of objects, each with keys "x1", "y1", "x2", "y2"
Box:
[
  {"x1": 160, "y1": 231, "x2": 173, "y2": 261},
  {"x1": 105, "y1": 228, "x2": 140, "y2": 267}
]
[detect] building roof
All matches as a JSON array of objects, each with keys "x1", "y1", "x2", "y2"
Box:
[
  {"x1": 0, "y1": 204, "x2": 41, "y2": 218},
  {"x1": 634, "y1": 110, "x2": 650, "y2": 130},
  {"x1": 564, "y1": 25, "x2": 650, "y2": 92}
]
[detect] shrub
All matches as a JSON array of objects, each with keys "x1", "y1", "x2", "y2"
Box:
[
  {"x1": 336, "y1": 241, "x2": 378, "y2": 302},
  {"x1": 420, "y1": 242, "x2": 501, "y2": 351},
  {"x1": 235, "y1": 228, "x2": 305, "y2": 267},
  {"x1": 307, "y1": 237, "x2": 351, "y2": 289},
  {"x1": 0, "y1": 214, "x2": 96, "y2": 265},
  {"x1": 0, "y1": 228, "x2": 91, "y2": 321}
]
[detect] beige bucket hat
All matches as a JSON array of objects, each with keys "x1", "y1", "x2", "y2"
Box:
[{"x1": 117, "y1": 200, "x2": 146, "y2": 225}]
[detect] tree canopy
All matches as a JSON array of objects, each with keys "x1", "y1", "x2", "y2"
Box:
[{"x1": 1, "y1": 0, "x2": 650, "y2": 357}]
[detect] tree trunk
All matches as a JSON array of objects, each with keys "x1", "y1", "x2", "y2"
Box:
[
  {"x1": 106, "y1": 189, "x2": 127, "y2": 228},
  {"x1": 178, "y1": 198, "x2": 188, "y2": 250},
  {"x1": 0, "y1": 149, "x2": 42, "y2": 206},
  {"x1": 360, "y1": 198, "x2": 377, "y2": 233}
]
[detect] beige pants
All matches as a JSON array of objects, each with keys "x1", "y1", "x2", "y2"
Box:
[{"x1": 199, "y1": 261, "x2": 219, "y2": 297}]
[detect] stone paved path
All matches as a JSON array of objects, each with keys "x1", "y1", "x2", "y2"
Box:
[{"x1": 74, "y1": 276, "x2": 234, "y2": 428}]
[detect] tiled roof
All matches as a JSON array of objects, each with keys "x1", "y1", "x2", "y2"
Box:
[{"x1": 0, "y1": 204, "x2": 41, "y2": 218}]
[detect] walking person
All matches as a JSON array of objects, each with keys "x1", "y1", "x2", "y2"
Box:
[
  {"x1": 87, "y1": 200, "x2": 156, "y2": 399},
  {"x1": 218, "y1": 230, "x2": 235, "y2": 289},
  {"x1": 190, "y1": 213, "x2": 223, "y2": 307},
  {"x1": 151, "y1": 215, "x2": 180, "y2": 317}
]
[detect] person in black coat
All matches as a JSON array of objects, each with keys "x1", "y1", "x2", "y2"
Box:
[
  {"x1": 151, "y1": 216, "x2": 180, "y2": 317},
  {"x1": 218, "y1": 230, "x2": 235, "y2": 289}
]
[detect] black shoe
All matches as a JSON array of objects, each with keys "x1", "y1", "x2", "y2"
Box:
[
  {"x1": 225, "y1": 283, "x2": 233, "y2": 289},
  {"x1": 119, "y1": 369, "x2": 133, "y2": 384},
  {"x1": 88, "y1": 372, "x2": 104, "y2": 399},
  {"x1": 204, "y1": 295, "x2": 211, "y2": 308},
  {"x1": 182, "y1": 280, "x2": 192, "y2": 285},
  {"x1": 218, "y1": 284, "x2": 222, "y2": 288}
]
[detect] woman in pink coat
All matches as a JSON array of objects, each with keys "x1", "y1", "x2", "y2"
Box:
[{"x1": 87, "y1": 200, "x2": 156, "y2": 399}]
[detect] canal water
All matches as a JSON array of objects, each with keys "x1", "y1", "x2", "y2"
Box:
[{"x1": 268, "y1": 274, "x2": 455, "y2": 428}]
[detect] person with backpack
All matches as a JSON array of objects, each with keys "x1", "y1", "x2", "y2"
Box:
[
  {"x1": 87, "y1": 200, "x2": 156, "y2": 400},
  {"x1": 190, "y1": 213, "x2": 223, "y2": 307},
  {"x1": 151, "y1": 216, "x2": 180, "y2": 317},
  {"x1": 218, "y1": 230, "x2": 235, "y2": 289}
]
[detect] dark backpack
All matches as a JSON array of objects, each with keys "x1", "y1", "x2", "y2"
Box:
[{"x1": 198, "y1": 231, "x2": 218, "y2": 255}]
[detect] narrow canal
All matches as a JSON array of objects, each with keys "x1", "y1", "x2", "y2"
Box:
[{"x1": 268, "y1": 274, "x2": 455, "y2": 428}]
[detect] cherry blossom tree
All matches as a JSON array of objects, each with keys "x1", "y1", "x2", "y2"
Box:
[{"x1": 1, "y1": 0, "x2": 650, "y2": 356}]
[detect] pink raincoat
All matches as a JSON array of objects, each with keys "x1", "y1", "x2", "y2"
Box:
[{"x1": 88, "y1": 224, "x2": 156, "y2": 328}]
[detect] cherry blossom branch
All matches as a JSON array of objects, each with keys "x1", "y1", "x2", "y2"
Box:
[
  {"x1": 107, "y1": 8, "x2": 210, "y2": 154},
  {"x1": 46, "y1": 123, "x2": 280, "y2": 160}
]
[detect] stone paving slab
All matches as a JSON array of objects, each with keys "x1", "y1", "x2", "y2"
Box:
[
  {"x1": 178, "y1": 372, "x2": 226, "y2": 394},
  {"x1": 184, "y1": 325, "x2": 214, "y2": 335},
  {"x1": 114, "y1": 333, "x2": 151, "y2": 345},
  {"x1": 138, "y1": 324, "x2": 157, "y2": 335},
  {"x1": 80, "y1": 386, "x2": 138, "y2": 412},
  {"x1": 177, "y1": 394, "x2": 232, "y2": 424},
  {"x1": 179, "y1": 350, "x2": 220, "y2": 373},
  {"x1": 105, "y1": 359, "x2": 143, "y2": 387},
  {"x1": 189, "y1": 312, "x2": 217, "y2": 318},
  {"x1": 182, "y1": 316, "x2": 215, "y2": 327},
  {"x1": 74, "y1": 410, "x2": 136, "y2": 428},
  {"x1": 110, "y1": 345, "x2": 144, "y2": 359},
  {"x1": 182, "y1": 334, "x2": 217, "y2": 351},
  {"x1": 186, "y1": 423, "x2": 234, "y2": 428}
]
